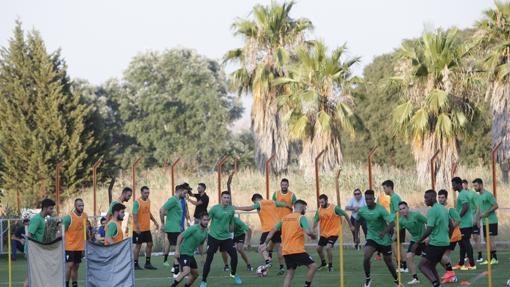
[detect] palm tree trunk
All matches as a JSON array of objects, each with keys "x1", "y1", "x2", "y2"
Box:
[
  {"x1": 490, "y1": 82, "x2": 510, "y2": 183},
  {"x1": 298, "y1": 132, "x2": 343, "y2": 178}
]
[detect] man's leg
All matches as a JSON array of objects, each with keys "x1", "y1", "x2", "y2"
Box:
[
  {"x1": 316, "y1": 245, "x2": 326, "y2": 268},
  {"x1": 221, "y1": 252, "x2": 230, "y2": 271},
  {"x1": 11, "y1": 240, "x2": 18, "y2": 259},
  {"x1": 225, "y1": 241, "x2": 239, "y2": 276},
  {"x1": 363, "y1": 245, "x2": 377, "y2": 285},
  {"x1": 145, "y1": 241, "x2": 155, "y2": 268},
  {"x1": 305, "y1": 263, "x2": 318, "y2": 286},
  {"x1": 163, "y1": 235, "x2": 170, "y2": 264},
  {"x1": 473, "y1": 233, "x2": 482, "y2": 261},
  {"x1": 407, "y1": 252, "x2": 419, "y2": 281},
  {"x1": 133, "y1": 243, "x2": 142, "y2": 268},
  {"x1": 71, "y1": 263, "x2": 80, "y2": 287},
  {"x1": 172, "y1": 266, "x2": 191, "y2": 287},
  {"x1": 65, "y1": 262, "x2": 73, "y2": 286},
  {"x1": 326, "y1": 244, "x2": 334, "y2": 266},
  {"x1": 201, "y1": 238, "x2": 219, "y2": 283},
  {"x1": 489, "y1": 235, "x2": 498, "y2": 262},
  {"x1": 236, "y1": 243, "x2": 251, "y2": 266},
  {"x1": 277, "y1": 244, "x2": 285, "y2": 272},
  {"x1": 187, "y1": 269, "x2": 199, "y2": 286},
  {"x1": 172, "y1": 244, "x2": 180, "y2": 276},
  {"x1": 283, "y1": 268, "x2": 295, "y2": 287},
  {"x1": 382, "y1": 253, "x2": 399, "y2": 283},
  {"x1": 418, "y1": 258, "x2": 439, "y2": 285},
  {"x1": 464, "y1": 232, "x2": 475, "y2": 266}
]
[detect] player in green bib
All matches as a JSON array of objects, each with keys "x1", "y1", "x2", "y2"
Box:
[
  {"x1": 160, "y1": 184, "x2": 186, "y2": 275},
  {"x1": 395, "y1": 201, "x2": 427, "y2": 285},
  {"x1": 452, "y1": 177, "x2": 476, "y2": 270},
  {"x1": 221, "y1": 216, "x2": 253, "y2": 272},
  {"x1": 356, "y1": 189, "x2": 402, "y2": 287},
  {"x1": 411, "y1": 189, "x2": 450, "y2": 287},
  {"x1": 200, "y1": 191, "x2": 242, "y2": 286},
  {"x1": 473, "y1": 178, "x2": 499, "y2": 265},
  {"x1": 382, "y1": 180, "x2": 407, "y2": 272},
  {"x1": 24, "y1": 198, "x2": 56, "y2": 287},
  {"x1": 106, "y1": 187, "x2": 132, "y2": 219},
  {"x1": 171, "y1": 213, "x2": 209, "y2": 287}
]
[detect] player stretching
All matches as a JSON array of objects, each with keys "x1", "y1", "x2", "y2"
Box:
[
  {"x1": 357, "y1": 189, "x2": 403, "y2": 287},
  {"x1": 412, "y1": 190, "x2": 450, "y2": 287},
  {"x1": 262, "y1": 200, "x2": 318, "y2": 287},
  {"x1": 200, "y1": 192, "x2": 242, "y2": 286},
  {"x1": 171, "y1": 213, "x2": 210, "y2": 287},
  {"x1": 313, "y1": 194, "x2": 354, "y2": 272},
  {"x1": 437, "y1": 189, "x2": 460, "y2": 284},
  {"x1": 63, "y1": 199, "x2": 89, "y2": 287},
  {"x1": 133, "y1": 186, "x2": 159, "y2": 270},
  {"x1": 473, "y1": 178, "x2": 499, "y2": 265}
]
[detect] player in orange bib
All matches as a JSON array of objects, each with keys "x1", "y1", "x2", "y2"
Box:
[
  {"x1": 438, "y1": 189, "x2": 460, "y2": 284},
  {"x1": 312, "y1": 194, "x2": 354, "y2": 272},
  {"x1": 235, "y1": 193, "x2": 292, "y2": 275},
  {"x1": 261, "y1": 200, "x2": 318, "y2": 287},
  {"x1": 133, "y1": 186, "x2": 159, "y2": 270},
  {"x1": 272, "y1": 178, "x2": 297, "y2": 219},
  {"x1": 105, "y1": 203, "x2": 126, "y2": 245},
  {"x1": 63, "y1": 198, "x2": 89, "y2": 287}
]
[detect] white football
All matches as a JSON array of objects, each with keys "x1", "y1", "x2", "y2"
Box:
[
  {"x1": 256, "y1": 265, "x2": 268, "y2": 277},
  {"x1": 506, "y1": 279, "x2": 510, "y2": 287}
]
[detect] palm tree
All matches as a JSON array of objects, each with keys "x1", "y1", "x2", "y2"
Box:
[
  {"x1": 224, "y1": 1, "x2": 313, "y2": 173},
  {"x1": 392, "y1": 29, "x2": 478, "y2": 188},
  {"x1": 476, "y1": 1, "x2": 510, "y2": 183},
  {"x1": 275, "y1": 41, "x2": 359, "y2": 177}
]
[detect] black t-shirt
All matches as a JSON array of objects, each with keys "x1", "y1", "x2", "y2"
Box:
[
  {"x1": 192, "y1": 193, "x2": 209, "y2": 218},
  {"x1": 14, "y1": 226, "x2": 25, "y2": 239}
]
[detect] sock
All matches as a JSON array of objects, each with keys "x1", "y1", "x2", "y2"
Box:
[
  {"x1": 225, "y1": 264, "x2": 229, "y2": 268},
  {"x1": 413, "y1": 274, "x2": 418, "y2": 280},
  {"x1": 171, "y1": 279, "x2": 181, "y2": 287},
  {"x1": 305, "y1": 281, "x2": 311, "y2": 287},
  {"x1": 394, "y1": 279, "x2": 399, "y2": 284},
  {"x1": 134, "y1": 259, "x2": 138, "y2": 265},
  {"x1": 173, "y1": 264, "x2": 180, "y2": 274},
  {"x1": 268, "y1": 251, "x2": 273, "y2": 258},
  {"x1": 365, "y1": 277, "x2": 371, "y2": 284},
  {"x1": 146, "y1": 256, "x2": 151, "y2": 264},
  {"x1": 164, "y1": 255, "x2": 168, "y2": 262},
  {"x1": 321, "y1": 259, "x2": 326, "y2": 266},
  {"x1": 432, "y1": 281, "x2": 441, "y2": 287},
  {"x1": 478, "y1": 251, "x2": 482, "y2": 259},
  {"x1": 445, "y1": 262, "x2": 453, "y2": 271},
  {"x1": 280, "y1": 264, "x2": 284, "y2": 270},
  {"x1": 265, "y1": 259, "x2": 271, "y2": 265},
  {"x1": 491, "y1": 251, "x2": 497, "y2": 260},
  {"x1": 328, "y1": 263, "x2": 332, "y2": 268},
  {"x1": 247, "y1": 264, "x2": 252, "y2": 268},
  {"x1": 401, "y1": 261, "x2": 407, "y2": 269},
  {"x1": 66, "y1": 282, "x2": 69, "y2": 287},
  {"x1": 72, "y1": 282, "x2": 77, "y2": 287}
]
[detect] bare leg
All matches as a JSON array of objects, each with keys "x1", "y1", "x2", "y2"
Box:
[
  {"x1": 326, "y1": 245, "x2": 333, "y2": 265},
  {"x1": 316, "y1": 245, "x2": 325, "y2": 263},
  {"x1": 306, "y1": 263, "x2": 318, "y2": 282},
  {"x1": 187, "y1": 269, "x2": 199, "y2": 286},
  {"x1": 283, "y1": 268, "x2": 295, "y2": 287},
  {"x1": 146, "y1": 241, "x2": 153, "y2": 258},
  {"x1": 65, "y1": 262, "x2": 73, "y2": 282},
  {"x1": 133, "y1": 243, "x2": 141, "y2": 264},
  {"x1": 382, "y1": 254, "x2": 399, "y2": 281},
  {"x1": 236, "y1": 243, "x2": 250, "y2": 265},
  {"x1": 221, "y1": 252, "x2": 229, "y2": 266},
  {"x1": 407, "y1": 252, "x2": 416, "y2": 276},
  {"x1": 277, "y1": 244, "x2": 284, "y2": 266},
  {"x1": 173, "y1": 266, "x2": 190, "y2": 283},
  {"x1": 418, "y1": 257, "x2": 439, "y2": 283},
  {"x1": 72, "y1": 263, "x2": 79, "y2": 282},
  {"x1": 363, "y1": 245, "x2": 377, "y2": 283}
]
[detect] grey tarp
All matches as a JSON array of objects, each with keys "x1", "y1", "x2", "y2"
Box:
[
  {"x1": 27, "y1": 237, "x2": 65, "y2": 287},
  {"x1": 86, "y1": 239, "x2": 135, "y2": 287}
]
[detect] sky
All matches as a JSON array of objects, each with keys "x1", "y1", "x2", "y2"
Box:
[{"x1": 1, "y1": 0, "x2": 496, "y2": 128}]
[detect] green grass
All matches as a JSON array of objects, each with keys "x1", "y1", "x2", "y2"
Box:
[{"x1": 1, "y1": 247, "x2": 509, "y2": 287}]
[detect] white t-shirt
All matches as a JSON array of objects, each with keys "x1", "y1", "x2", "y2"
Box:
[{"x1": 346, "y1": 196, "x2": 366, "y2": 220}]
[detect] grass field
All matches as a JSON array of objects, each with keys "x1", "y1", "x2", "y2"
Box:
[{"x1": 1, "y1": 247, "x2": 509, "y2": 287}]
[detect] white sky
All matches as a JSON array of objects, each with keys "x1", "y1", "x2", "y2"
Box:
[{"x1": 1, "y1": 0, "x2": 495, "y2": 128}]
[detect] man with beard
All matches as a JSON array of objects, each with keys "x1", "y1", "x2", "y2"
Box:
[
  {"x1": 161, "y1": 184, "x2": 186, "y2": 277},
  {"x1": 105, "y1": 203, "x2": 126, "y2": 245},
  {"x1": 452, "y1": 177, "x2": 476, "y2": 270},
  {"x1": 63, "y1": 199, "x2": 89, "y2": 287},
  {"x1": 132, "y1": 186, "x2": 159, "y2": 270}
]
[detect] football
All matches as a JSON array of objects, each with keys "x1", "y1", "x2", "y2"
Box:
[{"x1": 256, "y1": 265, "x2": 268, "y2": 277}]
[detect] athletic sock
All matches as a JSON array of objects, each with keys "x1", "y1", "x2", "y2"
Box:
[
  {"x1": 72, "y1": 282, "x2": 77, "y2": 287},
  {"x1": 265, "y1": 259, "x2": 271, "y2": 265},
  {"x1": 146, "y1": 256, "x2": 151, "y2": 264},
  {"x1": 401, "y1": 261, "x2": 407, "y2": 269},
  {"x1": 491, "y1": 251, "x2": 497, "y2": 260},
  {"x1": 413, "y1": 274, "x2": 418, "y2": 280},
  {"x1": 280, "y1": 264, "x2": 284, "y2": 270},
  {"x1": 173, "y1": 264, "x2": 180, "y2": 275},
  {"x1": 328, "y1": 263, "x2": 333, "y2": 268},
  {"x1": 171, "y1": 279, "x2": 181, "y2": 287},
  {"x1": 365, "y1": 277, "x2": 371, "y2": 285},
  {"x1": 432, "y1": 281, "x2": 441, "y2": 287},
  {"x1": 164, "y1": 255, "x2": 168, "y2": 262},
  {"x1": 393, "y1": 279, "x2": 399, "y2": 285},
  {"x1": 445, "y1": 262, "x2": 453, "y2": 271},
  {"x1": 268, "y1": 251, "x2": 273, "y2": 258},
  {"x1": 321, "y1": 259, "x2": 326, "y2": 266},
  {"x1": 134, "y1": 259, "x2": 139, "y2": 265},
  {"x1": 305, "y1": 281, "x2": 311, "y2": 287},
  {"x1": 225, "y1": 264, "x2": 229, "y2": 269},
  {"x1": 478, "y1": 252, "x2": 482, "y2": 260}
]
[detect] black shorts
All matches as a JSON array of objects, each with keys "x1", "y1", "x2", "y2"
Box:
[
  {"x1": 167, "y1": 232, "x2": 181, "y2": 246},
  {"x1": 448, "y1": 241, "x2": 460, "y2": 251},
  {"x1": 318, "y1": 236, "x2": 338, "y2": 247},
  {"x1": 407, "y1": 241, "x2": 426, "y2": 256},
  {"x1": 472, "y1": 225, "x2": 480, "y2": 235},
  {"x1": 284, "y1": 253, "x2": 315, "y2": 270},
  {"x1": 260, "y1": 231, "x2": 282, "y2": 244},
  {"x1": 422, "y1": 245, "x2": 448, "y2": 264},
  {"x1": 65, "y1": 250, "x2": 83, "y2": 264},
  {"x1": 233, "y1": 233, "x2": 246, "y2": 244},
  {"x1": 179, "y1": 255, "x2": 198, "y2": 270},
  {"x1": 207, "y1": 235, "x2": 235, "y2": 253},
  {"x1": 366, "y1": 239, "x2": 392, "y2": 256},
  {"x1": 460, "y1": 227, "x2": 472, "y2": 240},
  {"x1": 482, "y1": 223, "x2": 498, "y2": 236},
  {"x1": 133, "y1": 231, "x2": 153, "y2": 244}
]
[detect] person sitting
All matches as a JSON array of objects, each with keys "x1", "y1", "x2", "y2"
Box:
[{"x1": 11, "y1": 217, "x2": 29, "y2": 260}]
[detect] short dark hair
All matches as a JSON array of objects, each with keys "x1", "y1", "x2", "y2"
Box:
[
  {"x1": 199, "y1": 212, "x2": 209, "y2": 219},
  {"x1": 251, "y1": 193, "x2": 263, "y2": 201},
  {"x1": 472, "y1": 178, "x2": 483, "y2": 185},
  {"x1": 122, "y1": 187, "x2": 132, "y2": 194},
  {"x1": 462, "y1": 179, "x2": 469, "y2": 184},
  {"x1": 198, "y1": 183, "x2": 206, "y2": 189},
  {"x1": 281, "y1": 178, "x2": 289, "y2": 184},
  {"x1": 74, "y1": 198, "x2": 83, "y2": 204},
  {"x1": 294, "y1": 199, "x2": 307, "y2": 206},
  {"x1": 438, "y1": 189, "x2": 448, "y2": 198},
  {"x1": 398, "y1": 201, "x2": 408, "y2": 207},
  {"x1": 112, "y1": 203, "x2": 126, "y2": 214},
  {"x1": 41, "y1": 198, "x2": 56, "y2": 209},
  {"x1": 365, "y1": 189, "x2": 375, "y2": 197},
  {"x1": 221, "y1": 191, "x2": 231, "y2": 197},
  {"x1": 425, "y1": 189, "x2": 437, "y2": 196},
  {"x1": 451, "y1": 177, "x2": 462, "y2": 185},
  {"x1": 382, "y1": 180, "x2": 394, "y2": 189},
  {"x1": 141, "y1": 186, "x2": 149, "y2": 192},
  {"x1": 319, "y1": 194, "x2": 328, "y2": 201},
  {"x1": 100, "y1": 217, "x2": 107, "y2": 223}
]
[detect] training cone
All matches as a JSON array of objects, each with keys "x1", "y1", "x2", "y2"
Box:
[{"x1": 459, "y1": 281, "x2": 470, "y2": 286}]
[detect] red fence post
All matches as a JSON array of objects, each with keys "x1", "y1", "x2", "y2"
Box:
[
  {"x1": 315, "y1": 150, "x2": 326, "y2": 208},
  {"x1": 265, "y1": 154, "x2": 275, "y2": 199},
  {"x1": 491, "y1": 141, "x2": 502, "y2": 199},
  {"x1": 171, "y1": 158, "x2": 181, "y2": 196},
  {"x1": 132, "y1": 157, "x2": 143, "y2": 200},
  {"x1": 368, "y1": 146, "x2": 378, "y2": 190},
  {"x1": 92, "y1": 159, "x2": 102, "y2": 217},
  {"x1": 430, "y1": 150, "x2": 440, "y2": 191}
]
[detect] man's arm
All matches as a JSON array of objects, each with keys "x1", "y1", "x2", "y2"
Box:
[
  {"x1": 481, "y1": 203, "x2": 499, "y2": 218},
  {"x1": 345, "y1": 199, "x2": 356, "y2": 211},
  {"x1": 235, "y1": 205, "x2": 256, "y2": 212},
  {"x1": 186, "y1": 194, "x2": 203, "y2": 207},
  {"x1": 460, "y1": 202, "x2": 469, "y2": 217},
  {"x1": 105, "y1": 223, "x2": 117, "y2": 245},
  {"x1": 246, "y1": 227, "x2": 252, "y2": 248},
  {"x1": 159, "y1": 207, "x2": 167, "y2": 232},
  {"x1": 174, "y1": 233, "x2": 184, "y2": 258},
  {"x1": 149, "y1": 212, "x2": 159, "y2": 229}
]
